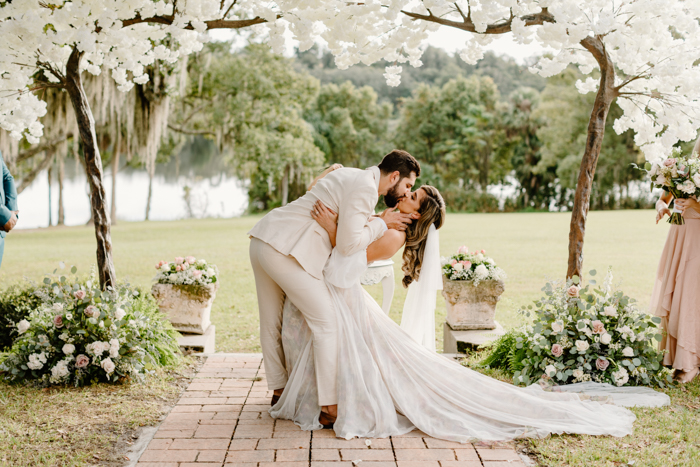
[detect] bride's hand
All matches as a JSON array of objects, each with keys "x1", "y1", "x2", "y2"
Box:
[
  {"x1": 674, "y1": 198, "x2": 700, "y2": 216},
  {"x1": 656, "y1": 200, "x2": 671, "y2": 224},
  {"x1": 311, "y1": 201, "x2": 338, "y2": 235}
]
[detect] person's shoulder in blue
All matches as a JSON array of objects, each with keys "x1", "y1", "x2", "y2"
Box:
[{"x1": 0, "y1": 150, "x2": 19, "y2": 268}]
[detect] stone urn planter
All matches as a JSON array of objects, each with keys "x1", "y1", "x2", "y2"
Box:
[
  {"x1": 151, "y1": 283, "x2": 219, "y2": 334},
  {"x1": 441, "y1": 277, "x2": 504, "y2": 330}
]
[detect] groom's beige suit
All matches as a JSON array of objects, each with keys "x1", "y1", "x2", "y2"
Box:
[{"x1": 248, "y1": 166, "x2": 387, "y2": 405}]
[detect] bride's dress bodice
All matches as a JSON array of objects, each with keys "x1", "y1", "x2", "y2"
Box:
[{"x1": 272, "y1": 247, "x2": 669, "y2": 441}]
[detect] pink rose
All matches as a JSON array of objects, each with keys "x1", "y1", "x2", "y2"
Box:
[
  {"x1": 566, "y1": 285, "x2": 580, "y2": 298},
  {"x1": 551, "y1": 344, "x2": 563, "y2": 357},
  {"x1": 175, "y1": 265, "x2": 182, "y2": 272},
  {"x1": 480, "y1": 249, "x2": 485, "y2": 254},
  {"x1": 193, "y1": 270, "x2": 203, "y2": 279},
  {"x1": 186, "y1": 256, "x2": 196, "y2": 264},
  {"x1": 74, "y1": 290, "x2": 86, "y2": 300},
  {"x1": 175, "y1": 256, "x2": 184, "y2": 264},
  {"x1": 596, "y1": 358, "x2": 610, "y2": 371},
  {"x1": 85, "y1": 305, "x2": 98, "y2": 318},
  {"x1": 53, "y1": 315, "x2": 64, "y2": 328},
  {"x1": 592, "y1": 320, "x2": 605, "y2": 334},
  {"x1": 450, "y1": 260, "x2": 458, "y2": 267},
  {"x1": 461, "y1": 261, "x2": 472, "y2": 269},
  {"x1": 663, "y1": 158, "x2": 677, "y2": 167},
  {"x1": 457, "y1": 246, "x2": 469, "y2": 254},
  {"x1": 75, "y1": 354, "x2": 90, "y2": 368}
]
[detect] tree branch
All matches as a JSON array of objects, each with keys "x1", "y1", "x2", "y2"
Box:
[
  {"x1": 17, "y1": 133, "x2": 74, "y2": 163},
  {"x1": 400, "y1": 7, "x2": 554, "y2": 34},
  {"x1": 121, "y1": 13, "x2": 267, "y2": 30},
  {"x1": 17, "y1": 150, "x2": 54, "y2": 194},
  {"x1": 167, "y1": 123, "x2": 215, "y2": 136}
]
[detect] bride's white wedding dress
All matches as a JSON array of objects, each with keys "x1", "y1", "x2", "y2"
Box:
[{"x1": 271, "y1": 229, "x2": 668, "y2": 442}]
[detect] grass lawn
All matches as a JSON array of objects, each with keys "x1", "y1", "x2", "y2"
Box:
[
  {"x1": 1, "y1": 209, "x2": 670, "y2": 353},
  {"x1": 5, "y1": 210, "x2": 694, "y2": 467}
]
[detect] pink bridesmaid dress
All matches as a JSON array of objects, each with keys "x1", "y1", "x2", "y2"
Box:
[{"x1": 650, "y1": 204, "x2": 700, "y2": 371}]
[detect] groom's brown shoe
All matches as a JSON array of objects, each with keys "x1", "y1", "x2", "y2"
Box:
[
  {"x1": 319, "y1": 410, "x2": 336, "y2": 429},
  {"x1": 271, "y1": 394, "x2": 281, "y2": 407}
]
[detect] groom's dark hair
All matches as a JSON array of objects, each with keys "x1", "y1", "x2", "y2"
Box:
[{"x1": 378, "y1": 149, "x2": 420, "y2": 180}]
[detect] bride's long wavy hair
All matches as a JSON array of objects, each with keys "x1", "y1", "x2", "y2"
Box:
[{"x1": 401, "y1": 185, "x2": 446, "y2": 288}]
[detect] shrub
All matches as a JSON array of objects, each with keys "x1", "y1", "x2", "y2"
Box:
[
  {"x1": 0, "y1": 283, "x2": 43, "y2": 351},
  {"x1": 479, "y1": 329, "x2": 528, "y2": 374},
  {"x1": 0, "y1": 267, "x2": 181, "y2": 387}
]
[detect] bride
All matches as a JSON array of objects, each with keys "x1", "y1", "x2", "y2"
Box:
[{"x1": 271, "y1": 180, "x2": 667, "y2": 442}]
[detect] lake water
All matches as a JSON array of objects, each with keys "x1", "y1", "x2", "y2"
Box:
[{"x1": 16, "y1": 138, "x2": 249, "y2": 230}]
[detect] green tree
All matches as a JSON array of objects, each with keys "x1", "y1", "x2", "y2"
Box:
[
  {"x1": 305, "y1": 81, "x2": 392, "y2": 168},
  {"x1": 170, "y1": 43, "x2": 324, "y2": 210}
]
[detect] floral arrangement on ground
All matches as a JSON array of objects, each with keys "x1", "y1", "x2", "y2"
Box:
[
  {"x1": 441, "y1": 246, "x2": 506, "y2": 286},
  {"x1": 481, "y1": 269, "x2": 672, "y2": 388},
  {"x1": 0, "y1": 265, "x2": 181, "y2": 387},
  {"x1": 154, "y1": 256, "x2": 218, "y2": 286}
]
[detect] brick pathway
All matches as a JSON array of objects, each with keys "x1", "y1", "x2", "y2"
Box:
[{"x1": 136, "y1": 354, "x2": 527, "y2": 467}]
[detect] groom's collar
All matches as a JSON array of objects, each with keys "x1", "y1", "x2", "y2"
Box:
[{"x1": 368, "y1": 166, "x2": 380, "y2": 192}]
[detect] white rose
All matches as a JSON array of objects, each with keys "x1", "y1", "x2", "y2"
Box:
[
  {"x1": 52, "y1": 303, "x2": 64, "y2": 312},
  {"x1": 474, "y1": 264, "x2": 489, "y2": 279},
  {"x1": 109, "y1": 338, "x2": 120, "y2": 358},
  {"x1": 99, "y1": 320, "x2": 104, "y2": 328},
  {"x1": 572, "y1": 368, "x2": 584, "y2": 379},
  {"x1": 114, "y1": 308, "x2": 126, "y2": 320},
  {"x1": 575, "y1": 340, "x2": 590, "y2": 352},
  {"x1": 65, "y1": 313, "x2": 73, "y2": 320},
  {"x1": 62, "y1": 344, "x2": 75, "y2": 355},
  {"x1": 17, "y1": 319, "x2": 30, "y2": 334},
  {"x1": 50, "y1": 361, "x2": 70, "y2": 380},
  {"x1": 602, "y1": 306, "x2": 617, "y2": 317},
  {"x1": 693, "y1": 173, "x2": 700, "y2": 187},
  {"x1": 551, "y1": 321, "x2": 564, "y2": 334},
  {"x1": 206, "y1": 268, "x2": 215, "y2": 276},
  {"x1": 476, "y1": 253, "x2": 485, "y2": 262},
  {"x1": 545, "y1": 365, "x2": 557, "y2": 377},
  {"x1": 600, "y1": 333, "x2": 612, "y2": 345},
  {"x1": 622, "y1": 346, "x2": 634, "y2": 357},
  {"x1": 453, "y1": 263, "x2": 464, "y2": 271},
  {"x1": 101, "y1": 358, "x2": 116, "y2": 375},
  {"x1": 655, "y1": 174, "x2": 668, "y2": 186}
]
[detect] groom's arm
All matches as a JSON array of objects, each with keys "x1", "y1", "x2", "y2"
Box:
[{"x1": 335, "y1": 182, "x2": 386, "y2": 257}]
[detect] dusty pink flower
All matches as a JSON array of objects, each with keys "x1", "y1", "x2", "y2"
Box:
[
  {"x1": 457, "y1": 246, "x2": 469, "y2": 254},
  {"x1": 74, "y1": 290, "x2": 86, "y2": 300},
  {"x1": 596, "y1": 358, "x2": 610, "y2": 371},
  {"x1": 450, "y1": 260, "x2": 458, "y2": 266},
  {"x1": 84, "y1": 305, "x2": 98, "y2": 317},
  {"x1": 592, "y1": 320, "x2": 605, "y2": 334},
  {"x1": 461, "y1": 261, "x2": 472, "y2": 269},
  {"x1": 663, "y1": 158, "x2": 677, "y2": 167},
  {"x1": 193, "y1": 270, "x2": 203, "y2": 279},
  {"x1": 480, "y1": 249, "x2": 486, "y2": 254},
  {"x1": 175, "y1": 256, "x2": 184, "y2": 264},
  {"x1": 186, "y1": 256, "x2": 196, "y2": 264},
  {"x1": 175, "y1": 265, "x2": 182, "y2": 272},
  {"x1": 75, "y1": 354, "x2": 90, "y2": 368},
  {"x1": 566, "y1": 285, "x2": 580, "y2": 298},
  {"x1": 53, "y1": 315, "x2": 63, "y2": 328},
  {"x1": 551, "y1": 344, "x2": 563, "y2": 357}
]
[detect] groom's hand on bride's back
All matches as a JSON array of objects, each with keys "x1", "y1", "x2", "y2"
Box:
[{"x1": 379, "y1": 208, "x2": 419, "y2": 231}]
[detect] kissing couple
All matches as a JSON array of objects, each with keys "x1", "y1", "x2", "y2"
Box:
[{"x1": 248, "y1": 150, "x2": 657, "y2": 442}]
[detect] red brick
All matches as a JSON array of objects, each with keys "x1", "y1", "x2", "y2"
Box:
[
  {"x1": 257, "y1": 438, "x2": 309, "y2": 450},
  {"x1": 179, "y1": 398, "x2": 228, "y2": 405},
  {"x1": 312, "y1": 449, "x2": 341, "y2": 461},
  {"x1": 197, "y1": 450, "x2": 228, "y2": 462},
  {"x1": 171, "y1": 405, "x2": 202, "y2": 413},
  {"x1": 259, "y1": 463, "x2": 308, "y2": 467},
  {"x1": 396, "y1": 462, "x2": 439, "y2": 467},
  {"x1": 311, "y1": 462, "x2": 353, "y2": 467},
  {"x1": 136, "y1": 463, "x2": 179, "y2": 467},
  {"x1": 439, "y1": 462, "x2": 482, "y2": 467},
  {"x1": 194, "y1": 425, "x2": 235, "y2": 438},
  {"x1": 454, "y1": 450, "x2": 480, "y2": 462},
  {"x1": 165, "y1": 412, "x2": 215, "y2": 422},
  {"x1": 200, "y1": 420, "x2": 238, "y2": 426},
  {"x1": 147, "y1": 439, "x2": 174, "y2": 450},
  {"x1": 180, "y1": 463, "x2": 223, "y2": 467},
  {"x1": 169, "y1": 439, "x2": 230, "y2": 450},
  {"x1": 276, "y1": 449, "x2": 310, "y2": 461},
  {"x1": 393, "y1": 430, "x2": 430, "y2": 438},
  {"x1": 200, "y1": 405, "x2": 241, "y2": 412},
  {"x1": 140, "y1": 450, "x2": 198, "y2": 462},
  {"x1": 476, "y1": 450, "x2": 521, "y2": 462},
  {"x1": 392, "y1": 438, "x2": 426, "y2": 449},
  {"x1": 228, "y1": 439, "x2": 259, "y2": 450},
  {"x1": 482, "y1": 462, "x2": 526, "y2": 467},
  {"x1": 225, "y1": 450, "x2": 275, "y2": 463},
  {"x1": 423, "y1": 439, "x2": 469, "y2": 449},
  {"x1": 340, "y1": 449, "x2": 395, "y2": 461},
  {"x1": 153, "y1": 430, "x2": 195, "y2": 439},
  {"x1": 394, "y1": 450, "x2": 455, "y2": 461},
  {"x1": 273, "y1": 431, "x2": 311, "y2": 439},
  {"x1": 314, "y1": 438, "x2": 392, "y2": 449}
]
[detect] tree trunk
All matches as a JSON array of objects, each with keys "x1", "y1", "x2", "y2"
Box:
[
  {"x1": 57, "y1": 153, "x2": 65, "y2": 225},
  {"x1": 145, "y1": 171, "x2": 153, "y2": 221},
  {"x1": 65, "y1": 47, "x2": 116, "y2": 289},
  {"x1": 111, "y1": 137, "x2": 120, "y2": 224},
  {"x1": 281, "y1": 165, "x2": 290, "y2": 206},
  {"x1": 566, "y1": 37, "x2": 618, "y2": 279},
  {"x1": 47, "y1": 165, "x2": 53, "y2": 227}
]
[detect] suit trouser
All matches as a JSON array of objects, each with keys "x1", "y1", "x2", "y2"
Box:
[
  {"x1": 249, "y1": 238, "x2": 338, "y2": 406},
  {"x1": 0, "y1": 237, "x2": 4, "y2": 269}
]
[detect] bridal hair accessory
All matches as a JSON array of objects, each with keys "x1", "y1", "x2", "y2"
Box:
[{"x1": 400, "y1": 224, "x2": 442, "y2": 351}]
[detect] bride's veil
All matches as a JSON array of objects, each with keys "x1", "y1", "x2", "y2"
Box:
[{"x1": 400, "y1": 223, "x2": 442, "y2": 351}]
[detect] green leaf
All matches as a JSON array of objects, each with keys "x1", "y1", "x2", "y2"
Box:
[
  {"x1": 43, "y1": 278, "x2": 51, "y2": 285},
  {"x1": 589, "y1": 269, "x2": 597, "y2": 276},
  {"x1": 71, "y1": 266, "x2": 78, "y2": 274},
  {"x1": 633, "y1": 358, "x2": 641, "y2": 366},
  {"x1": 572, "y1": 275, "x2": 580, "y2": 285}
]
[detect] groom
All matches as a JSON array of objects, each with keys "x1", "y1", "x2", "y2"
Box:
[{"x1": 248, "y1": 149, "x2": 420, "y2": 425}]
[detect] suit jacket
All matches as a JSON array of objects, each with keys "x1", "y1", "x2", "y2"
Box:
[
  {"x1": 248, "y1": 166, "x2": 386, "y2": 280},
  {"x1": 0, "y1": 151, "x2": 18, "y2": 239}
]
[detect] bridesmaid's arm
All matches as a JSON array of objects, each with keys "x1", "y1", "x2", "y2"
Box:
[
  {"x1": 367, "y1": 230, "x2": 406, "y2": 263},
  {"x1": 656, "y1": 192, "x2": 673, "y2": 224}
]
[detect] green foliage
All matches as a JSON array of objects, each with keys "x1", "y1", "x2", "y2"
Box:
[
  {"x1": 0, "y1": 267, "x2": 181, "y2": 387},
  {"x1": 480, "y1": 329, "x2": 528, "y2": 374},
  {"x1": 0, "y1": 283, "x2": 43, "y2": 351}
]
